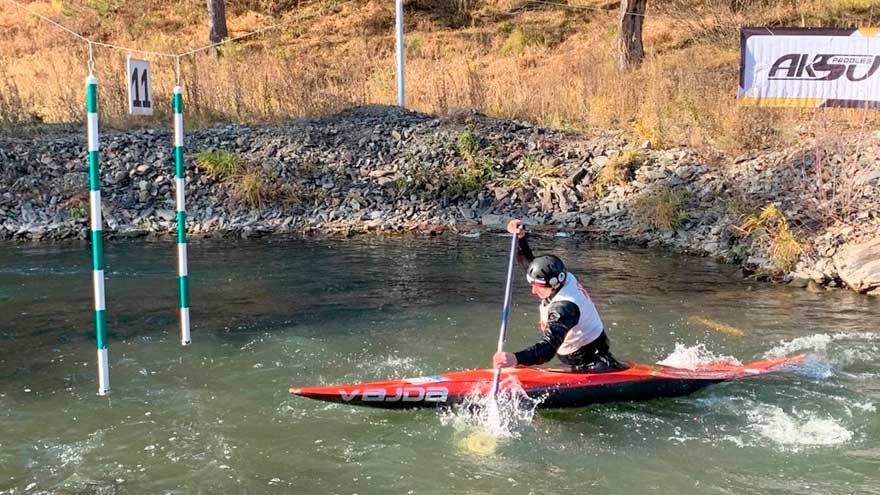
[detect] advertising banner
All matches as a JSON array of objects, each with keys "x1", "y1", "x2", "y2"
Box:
[{"x1": 739, "y1": 27, "x2": 880, "y2": 108}]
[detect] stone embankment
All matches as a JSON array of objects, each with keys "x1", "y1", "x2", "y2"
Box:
[{"x1": 1, "y1": 105, "x2": 878, "y2": 295}]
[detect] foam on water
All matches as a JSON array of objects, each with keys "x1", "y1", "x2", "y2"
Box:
[
  {"x1": 764, "y1": 332, "x2": 880, "y2": 359},
  {"x1": 656, "y1": 343, "x2": 741, "y2": 369},
  {"x1": 792, "y1": 354, "x2": 834, "y2": 380},
  {"x1": 746, "y1": 404, "x2": 853, "y2": 451}
]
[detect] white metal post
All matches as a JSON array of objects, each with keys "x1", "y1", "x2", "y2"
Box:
[{"x1": 395, "y1": 0, "x2": 405, "y2": 107}]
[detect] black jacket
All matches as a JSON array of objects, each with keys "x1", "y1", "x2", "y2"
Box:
[{"x1": 511, "y1": 235, "x2": 583, "y2": 366}]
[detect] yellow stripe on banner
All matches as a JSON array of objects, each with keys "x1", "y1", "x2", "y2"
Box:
[
  {"x1": 738, "y1": 96, "x2": 823, "y2": 108},
  {"x1": 858, "y1": 28, "x2": 880, "y2": 37},
  {"x1": 688, "y1": 316, "x2": 745, "y2": 337}
]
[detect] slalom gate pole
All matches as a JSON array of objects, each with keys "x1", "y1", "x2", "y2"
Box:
[
  {"x1": 172, "y1": 86, "x2": 191, "y2": 346},
  {"x1": 86, "y1": 75, "x2": 110, "y2": 395}
]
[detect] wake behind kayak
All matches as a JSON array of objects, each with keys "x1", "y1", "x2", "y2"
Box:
[{"x1": 289, "y1": 354, "x2": 806, "y2": 409}]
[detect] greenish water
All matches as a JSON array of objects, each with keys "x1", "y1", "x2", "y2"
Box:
[{"x1": 1, "y1": 236, "x2": 878, "y2": 494}]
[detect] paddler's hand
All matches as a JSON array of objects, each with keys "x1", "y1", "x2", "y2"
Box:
[
  {"x1": 493, "y1": 352, "x2": 517, "y2": 369},
  {"x1": 506, "y1": 219, "x2": 524, "y2": 238}
]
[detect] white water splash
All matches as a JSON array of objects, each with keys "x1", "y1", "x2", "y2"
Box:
[
  {"x1": 746, "y1": 404, "x2": 852, "y2": 450},
  {"x1": 790, "y1": 355, "x2": 834, "y2": 380},
  {"x1": 764, "y1": 332, "x2": 880, "y2": 359},
  {"x1": 764, "y1": 334, "x2": 833, "y2": 358},
  {"x1": 440, "y1": 376, "x2": 542, "y2": 455},
  {"x1": 656, "y1": 343, "x2": 741, "y2": 370}
]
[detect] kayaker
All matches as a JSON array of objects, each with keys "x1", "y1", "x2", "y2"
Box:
[{"x1": 492, "y1": 219, "x2": 627, "y2": 372}]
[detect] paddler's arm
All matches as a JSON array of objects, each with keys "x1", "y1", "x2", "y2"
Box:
[
  {"x1": 512, "y1": 302, "x2": 580, "y2": 366},
  {"x1": 506, "y1": 219, "x2": 534, "y2": 270}
]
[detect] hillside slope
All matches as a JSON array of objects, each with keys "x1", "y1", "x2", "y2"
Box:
[{"x1": 2, "y1": 0, "x2": 879, "y2": 153}]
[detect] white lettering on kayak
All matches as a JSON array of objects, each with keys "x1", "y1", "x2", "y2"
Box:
[
  {"x1": 339, "y1": 387, "x2": 449, "y2": 403},
  {"x1": 339, "y1": 390, "x2": 360, "y2": 401}
]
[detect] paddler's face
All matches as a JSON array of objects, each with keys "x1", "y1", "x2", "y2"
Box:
[{"x1": 531, "y1": 284, "x2": 554, "y2": 299}]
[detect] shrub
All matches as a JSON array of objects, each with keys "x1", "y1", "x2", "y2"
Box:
[
  {"x1": 445, "y1": 155, "x2": 498, "y2": 196},
  {"x1": 92, "y1": 0, "x2": 122, "y2": 18},
  {"x1": 196, "y1": 150, "x2": 242, "y2": 179},
  {"x1": 407, "y1": 34, "x2": 425, "y2": 59},
  {"x1": 445, "y1": 166, "x2": 486, "y2": 196},
  {"x1": 67, "y1": 200, "x2": 88, "y2": 220},
  {"x1": 503, "y1": 156, "x2": 562, "y2": 189},
  {"x1": 499, "y1": 27, "x2": 544, "y2": 56},
  {"x1": 455, "y1": 126, "x2": 479, "y2": 163},
  {"x1": 630, "y1": 185, "x2": 685, "y2": 232},
  {"x1": 233, "y1": 172, "x2": 267, "y2": 207},
  {"x1": 443, "y1": 126, "x2": 499, "y2": 196},
  {"x1": 736, "y1": 203, "x2": 805, "y2": 271},
  {"x1": 594, "y1": 149, "x2": 645, "y2": 195},
  {"x1": 217, "y1": 40, "x2": 245, "y2": 59}
]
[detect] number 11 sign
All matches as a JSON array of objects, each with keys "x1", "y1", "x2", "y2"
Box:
[{"x1": 127, "y1": 56, "x2": 153, "y2": 116}]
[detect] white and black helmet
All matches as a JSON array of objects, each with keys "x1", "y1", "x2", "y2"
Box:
[{"x1": 526, "y1": 255, "x2": 566, "y2": 288}]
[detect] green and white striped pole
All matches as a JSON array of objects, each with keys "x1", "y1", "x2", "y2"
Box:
[
  {"x1": 86, "y1": 74, "x2": 110, "y2": 395},
  {"x1": 173, "y1": 85, "x2": 191, "y2": 345}
]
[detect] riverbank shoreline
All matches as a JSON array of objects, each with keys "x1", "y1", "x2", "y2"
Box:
[{"x1": 1, "y1": 105, "x2": 878, "y2": 296}]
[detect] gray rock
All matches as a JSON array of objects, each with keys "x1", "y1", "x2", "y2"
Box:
[
  {"x1": 567, "y1": 167, "x2": 588, "y2": 186},
  {"x1": 156, "y1": 209, "x2": 176, "y2": 221},
  {"x1": 788, "y1": 271, "x2": 810, "y2": 288},
  {"x1": 481, "y1": 214, "x2": 509, "y2": 229},
  {"x1": 578, "y1": 214, "x2": 593, "y2": 226},
  {"x1": 833, "y1": 237, "x2": 880, "y2": 293},
  {"x1": 369, "y1": 168, "x2": 395, "y2": 179}
]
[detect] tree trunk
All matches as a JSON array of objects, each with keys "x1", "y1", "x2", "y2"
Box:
[
  {"x1": 618, "y1": 0, "x2": 646, "y2": 70},
  {"x1": 207, "y1": 0, "x2": 228, "y2": 57}
]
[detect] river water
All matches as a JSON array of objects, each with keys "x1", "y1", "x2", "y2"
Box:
[{"x1": 1, "y1": 236, "x2": 878, "y2": 494}]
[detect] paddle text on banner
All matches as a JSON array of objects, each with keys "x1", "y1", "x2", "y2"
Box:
[{"x1": 739, "y1": 27, "x2": 880, "y2": 108}]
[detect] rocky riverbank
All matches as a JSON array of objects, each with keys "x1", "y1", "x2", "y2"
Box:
[{"x1": 1, "y1": 105, "x2": 878, "y2": 296}]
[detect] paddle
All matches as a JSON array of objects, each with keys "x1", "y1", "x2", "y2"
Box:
[{"x1": 489, "y1": 229, "x2": 520, "y2": 400}]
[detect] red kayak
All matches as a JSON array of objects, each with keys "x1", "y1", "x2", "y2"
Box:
[{"x1": 290, "y1": 354, "x2": 806, "y2": 409}]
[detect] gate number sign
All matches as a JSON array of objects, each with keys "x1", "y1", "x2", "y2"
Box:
[{"x1": 127, "y1": 56, "x2": 153, "y2": 116}]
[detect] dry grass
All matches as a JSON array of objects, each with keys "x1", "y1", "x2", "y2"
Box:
[
  {"x1": 736, "y1": 203, "x2": 806, "y2": 271},
  {"x1": 194, "y1": 148, "x2": 303, "y2": 206},
  {"x1": 630, "y1": 184, "x2": 685, "y2": 232},
  {"x1": 503, "y1": 156, "x2": 563, "y2": 189},
  {"x1": 2, "y1": 0, "x2": 880, "y2": 151},
  {"x1": 594, "y1": 149, "x2": 644, "y2": 195},
  {"x1": 234, "y1": 171, "x2": 268, "y2": 207}
]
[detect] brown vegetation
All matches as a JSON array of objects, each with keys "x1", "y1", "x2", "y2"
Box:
[
  {"x1": 736, "y1": 203, "x2": 806, "y2": 271},
  {"x1": 1, "y1": 0, "x2": 879, "y2": 154},
  {"x1": 630, "y1": 183, "x2": 685, "y2": 232}
]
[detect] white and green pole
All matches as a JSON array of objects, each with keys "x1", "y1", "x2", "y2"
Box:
[
  {"x1": 173, "y1": 85, "x2": 191, "y2": 345},
  {"x1": 87, "y1": 74, "x2": 110, "y2": 395}
]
